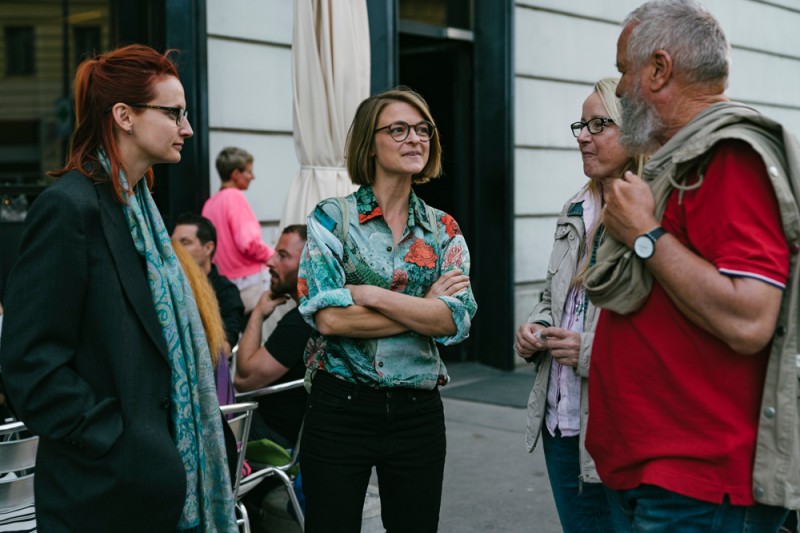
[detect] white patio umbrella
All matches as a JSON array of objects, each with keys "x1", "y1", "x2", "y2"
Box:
[{"x1": 280, "y1": 0, "x2": 371, "y2": 227}]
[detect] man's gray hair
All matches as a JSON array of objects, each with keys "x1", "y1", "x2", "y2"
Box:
[{"x1": 625, "y1": 0, "x2": 730, "y2": 87}]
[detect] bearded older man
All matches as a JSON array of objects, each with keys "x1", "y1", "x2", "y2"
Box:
[{"x1": 582, "y1": 0, "x2": 800, "y2": 531}]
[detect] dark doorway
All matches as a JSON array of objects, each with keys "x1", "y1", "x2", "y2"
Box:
[
  {"x1": 369, "y1": 0, "x2": 514, "y2": 370},
  {"x1": 398, "y1": 31, "x2": 475, "y2": 362}
]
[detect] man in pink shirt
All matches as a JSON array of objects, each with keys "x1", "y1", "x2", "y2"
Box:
[{"x1": 203, "y1": 146, "x2": 274, "y2": 313}]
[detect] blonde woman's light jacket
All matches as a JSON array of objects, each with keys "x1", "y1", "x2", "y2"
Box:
[{"x1": 520, "y1": 188, "x2": 601, "y2": 484}]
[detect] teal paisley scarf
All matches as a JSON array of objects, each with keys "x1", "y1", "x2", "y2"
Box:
[{"x1": 103, "y1": 154, "x2": 236, "y2": 531}]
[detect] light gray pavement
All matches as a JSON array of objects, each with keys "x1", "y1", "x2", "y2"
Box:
[
  {"x1": 436, "y1": 397, "x2": 560, "y2": 533},
  {"x1": 368, "y1": 361, "x2": 561, "y2": 532}
]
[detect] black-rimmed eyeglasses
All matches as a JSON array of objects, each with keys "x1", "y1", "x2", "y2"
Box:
[
  {"x1": 570, "y1": 117, "x2": 615, "y2": 137},
  {"x1": 374, "y1": 120, "x2": 435, "y2": 142},
  {"x1": 129, "y1": 104, "x2": 189, "y2": 126}
]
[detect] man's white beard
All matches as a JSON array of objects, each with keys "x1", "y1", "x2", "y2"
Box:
[{"x1": 619, "y1": 77, "x2": 665, "y2": 155}]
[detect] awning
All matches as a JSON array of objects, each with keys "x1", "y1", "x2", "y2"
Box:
[{"x1": 280, "y1": 0, "x2": 370, "y2": 227}]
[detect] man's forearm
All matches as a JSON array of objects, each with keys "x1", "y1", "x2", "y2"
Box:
[
  {"x1": 647, "y1": 235, "x2": 783, "y2": 355},
  {"x1": 235, "y1": 310, "x2": 268, "y2": 375}
]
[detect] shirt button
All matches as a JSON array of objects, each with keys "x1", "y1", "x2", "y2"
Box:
[
  {"x1": 386, "y1": 246, "x2": 392, "y2": 252},
  {"x1": 378, "y1": 361, "x2": 384, "y2": 367},
  {"x1": 754, "y1": 486, "x2": 765, "y2": 499},
  {"x1": 790, "y1": 242, "x2": 800, "y2": 255},
  {"x1": 764, "y1": 406, "x2": 776, "y2": 419},
  {"x1": 768, "y1": 166, "x2": 779, "y2": 178}
]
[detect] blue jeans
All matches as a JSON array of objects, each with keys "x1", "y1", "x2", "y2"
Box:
[
  {"x1": 541, "y1": 428, "x2": 630, "y2": 533},
  {"x1": 612, "y1": 483, "x2": 789, "y2": 533},
  {"x1": 301, "y1": 371, "x2": 446, "y2": 533}
]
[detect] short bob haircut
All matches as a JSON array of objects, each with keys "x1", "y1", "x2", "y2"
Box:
[
  {"x1": 215, "y1": 146, "x2": 253, "y2": 183},
  {"x1": 345, "y1": 86, "x2": 442, "y2": 186}
]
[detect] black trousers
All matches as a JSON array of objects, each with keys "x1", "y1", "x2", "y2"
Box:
[{"x1": 301, "y1": 371, "x2": 446, "y2": 533}]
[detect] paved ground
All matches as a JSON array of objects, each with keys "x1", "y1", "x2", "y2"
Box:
[
  {"x1": 436, "y1": 397, "x2": 561, "y2": 532},
  {"x1": 257, "y1": 363, "x2": 562, "y2": 532}
]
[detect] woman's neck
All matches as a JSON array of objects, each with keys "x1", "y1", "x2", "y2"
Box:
[
  {"x1": 372, "y1": 176, "x2": 412, "y2": 219},
  {"x1": 119, "y1": 162, "x2": 147, "y2": 188},
  {"x1": 116, "y1": 140, "x2": 149, "y2": 188}
]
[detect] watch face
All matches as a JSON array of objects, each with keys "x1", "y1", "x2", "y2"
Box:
[{"x1": 634, "y1": 235, "x2": 654, "y2": 259}]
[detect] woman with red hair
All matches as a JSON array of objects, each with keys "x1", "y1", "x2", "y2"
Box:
[{"x1": 0, "y1": 44, "x2": 236, "y2": 531}]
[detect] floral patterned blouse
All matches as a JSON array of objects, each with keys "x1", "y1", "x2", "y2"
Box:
[{"x1": 298, "y1": 185, "x2": 477, "y2": 389}]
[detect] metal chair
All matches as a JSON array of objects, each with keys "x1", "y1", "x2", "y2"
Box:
[
  {"x1": 235, "y1": 379, "x2": 305, "y2": 531},
  {"x1": 0, "y1": 421, "x2": 38, "y2": 532},
  {"x1": 220, "y1": 401, "x2": 258, "y2": 533}
]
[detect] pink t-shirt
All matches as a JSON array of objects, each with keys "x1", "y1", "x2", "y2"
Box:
[
  {"x1": 586, "y1": 141, "x2": 789, "y2": 506},
  {"x1": 202, "y1": 188, "x2": 274, "y2": 279}
]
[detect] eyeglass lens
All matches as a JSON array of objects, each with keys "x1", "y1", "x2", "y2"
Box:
[
  {"x1": 571, "y1": 117, "x2": 612, "y2": 137},
  {"x1": 178, "y1": 109, "x2": 188, "y2": 126},
  {"x1": 388, "y1": 121, "x2": 434, "y2": 141},
  {"x1": 130, "y1": 104, "x2": 188, "y2": 126},
  {"x1": 169, "y1": 108, "x2": 188, "y2": 126}
]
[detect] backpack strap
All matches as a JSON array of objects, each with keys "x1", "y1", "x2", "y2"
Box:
[
  {"x1": 335, "y1": 196, "x2": 440, "y2": 262},
  {"x1": 426, "y1": 204, "x2": 439, "y2": 244},
  {"x1": 324, "y1": 196, "x2": 362, "y2": 386},
  {"x1": 333, "y1": 196, "x2": 350, "y2": 245}
]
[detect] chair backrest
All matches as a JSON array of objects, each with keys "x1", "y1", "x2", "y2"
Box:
[
  {"x1": 220, "y1": 402, "x2": 258, "y2": 499},
  {"x1": 234, "y1": 379, "x2": 305, "y2": 475},
  {"x1": 0, "y1": 421, "x2": 38, "y2": 512},
  {"x1": 232, "y1": 381, "x2": 307, "y2": 531},
  {"x1": 234, "y1": 378, "x2": 305, "y2": 401}
]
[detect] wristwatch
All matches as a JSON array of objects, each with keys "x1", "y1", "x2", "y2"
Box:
[{"x1": 633, "y1": 227, "x2": 666, "y2": 260}]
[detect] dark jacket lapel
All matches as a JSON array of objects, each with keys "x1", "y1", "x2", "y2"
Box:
[{"x1": 96, "y1": 181, "x2": 168, "y2": 360}]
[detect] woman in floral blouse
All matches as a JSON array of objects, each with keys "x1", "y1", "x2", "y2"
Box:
[{"x1": 298, "y1": 87, "x2": 477, "y2": 533}]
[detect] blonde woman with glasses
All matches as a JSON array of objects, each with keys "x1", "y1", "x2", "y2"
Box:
[{"x1": 515, "y1": 77, "x2": 645, "y2": 533}]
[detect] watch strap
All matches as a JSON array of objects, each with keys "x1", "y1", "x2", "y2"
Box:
[{"x1": 647, "y1": 226, "x2": 666, "y2": 242}]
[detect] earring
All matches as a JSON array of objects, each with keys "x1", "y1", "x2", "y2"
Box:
[{"x1": 127, "y1": 127, "x2": 134, "y2": 135}]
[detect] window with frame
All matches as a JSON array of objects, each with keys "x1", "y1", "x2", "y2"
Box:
[
  {"x1": 5, "y1": 26, "x2": 35, "y2": 76},
  {"x1": 0, "y1": 2, "x2": 109, "y2": 203},
  {"x1": 74, "y1": 26, "x2": 101, "y2": 65}
]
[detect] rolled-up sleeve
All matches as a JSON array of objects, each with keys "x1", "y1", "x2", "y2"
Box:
[
  {"x1": 298, "y1": 202, "x2": 354, "y2": 330},
  {"x1": 434, "y1": 234, "x2": 477, "y2": 346}
]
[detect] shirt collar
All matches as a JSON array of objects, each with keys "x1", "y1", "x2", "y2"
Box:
[
  {"x1": 355, "y1": 186, "x2": 434, "y2": 232},
  {"x1": 567, "y1": 186, "x2": 596, "y2": 217},
  {"x1": 567, "y1": 201, "x2": 584, "y2": 217}
]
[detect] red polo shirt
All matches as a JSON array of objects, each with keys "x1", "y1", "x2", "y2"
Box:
[{"x1": 586, "y1": 140, "x2": 789, "y2": 505}]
